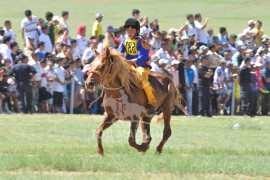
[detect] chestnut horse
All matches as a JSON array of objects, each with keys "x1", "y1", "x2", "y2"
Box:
[{"x1": 85, "y1": 47, "x2": 182, "y2": 155}]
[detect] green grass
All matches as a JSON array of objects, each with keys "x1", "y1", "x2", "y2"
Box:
[
  {"x1": 1, "y1": 0, "x2": 270, "y2": 47},
  {"x1": 0, "y1": 114, "x2": 270, "y2": 179}
]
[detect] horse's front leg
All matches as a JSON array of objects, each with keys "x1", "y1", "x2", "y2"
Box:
[
  {"x1": 128, "y1": 118, "x2": 141, "y2": 151},
  {"x1": 96, "y1": 114, "x2": 118, "y2": 156}
]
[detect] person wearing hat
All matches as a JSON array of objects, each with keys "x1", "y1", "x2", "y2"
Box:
[
  {"x1": 105, "y1": 25, "x2": 117, "y2": 49},
  {"x1": 238, "y1": 57, "x2": 254, "y2": 117},
  {"x1": 92, "y1": 13, "x2": 104, "y2": 41},
  {"x1": 199, "y1": 45, "x2": 208, "y2": 55},
  {"x1": 76, "y1": 25, "x2": 88, "y2": 56},
  {"x1": 52, "y1": 16, "x2": 60, "y2": 43},
  {"x1": 118, "y1": 18, "x2": 156, "y2": 115},
  {"x1": 243, "y1": 20, "x2": 255, "y2": 36},
  {"x1": 253, "y1": 20, "x2": 264, "y2": 47},
  {"x1": 81, "y1": 37, "x2": 98, "y2": 66},
  {"x1": 9, "y1": 54, "x2": 37, "y2": 113},
  {"x1": 198, "y1": 54, "x2": 213, "y2": 117},
  {"x1": 150, "y1": 55, "x2": 161, "y2": 73}
]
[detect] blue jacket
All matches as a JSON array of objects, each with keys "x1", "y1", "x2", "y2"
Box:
[{"x1": 118, "y1": 36, "x2": 151, "y2": 68}]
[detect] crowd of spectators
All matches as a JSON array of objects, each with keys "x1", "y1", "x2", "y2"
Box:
[{"x1": 0, "y1": 9, "x2": 269, "y2": 117}]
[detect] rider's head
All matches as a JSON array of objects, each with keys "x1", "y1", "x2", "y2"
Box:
[{"x1": 124, "y1": 18, "x2": 140, "y2": 38}]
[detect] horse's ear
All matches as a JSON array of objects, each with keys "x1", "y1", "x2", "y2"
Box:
[
  {"x1": 104, "y1": 47, "x2": 110, "y2": 58},
  {"x1": 94, "y1": 49, "x2": 99, "y2": 57}
]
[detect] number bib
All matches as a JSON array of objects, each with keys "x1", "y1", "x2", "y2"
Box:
[{"x1": 124, "y1": 39, "x2": 138, "y2": 55}]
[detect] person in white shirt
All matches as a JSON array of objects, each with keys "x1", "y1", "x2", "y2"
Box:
[
  {"x1": 154, "y1": 41, "x2": 170, "y2": 60},
  {"x1": 21, "y1": 10, "x2": 38, "y2": 47},
  {"x1": 28, "y1": 53, "x2": 42, "y2": 110},
  {"x1": 0, "y1": 36, "x2": 13, "y2": 65},
  {"x1": 39, "y1": 24, "x2": 53, "y2": 54},
  {"x1": 76, "y1": 25, "x2": 88, "y2": 56},
  {"x1": 45, "y1": 59, "x2": 56, "y2": 112},
  {"x1": 58, "y1": 11, "x2": 71, "y2": 45},
  {"x1": 53, "y1": 57, "x2": 65, "y2": 113},
  {"x1": 243, "y1": 20, "x2": 255, "y2": 36},
  {"x1": 194, "y1": 13, "x2": 209, "y2": 47},
  {"x1": 4, "y1": 21, "x2": 15, "y2": 43},
  {"x1": 150, "y1": 55, "x2": 162, "y2": 73},
  {"x1": 82, "y1": 39, "x2": 98, "y2": 66},
  {"x1": 179, "y1": 14, "x2": 198, "y2": 40}
]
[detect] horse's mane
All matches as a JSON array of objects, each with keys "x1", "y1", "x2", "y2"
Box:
[{"x1": 105, "y1": 49, "x2": 142, "y2": 95}]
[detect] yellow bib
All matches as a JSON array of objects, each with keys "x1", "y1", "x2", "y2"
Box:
[{"x1": 125, "y1": 39, "x2": 138, "y2": 55}]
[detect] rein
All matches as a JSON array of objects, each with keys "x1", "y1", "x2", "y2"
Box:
[{"x1": 88, "y1": 56, "x2": 128, "y2": 91}]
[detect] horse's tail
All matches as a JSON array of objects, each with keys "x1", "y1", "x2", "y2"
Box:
[
  {"x1": 175, "y1": 89, "x2": 185, "y2": 112},
  {"x1": 156, "y1": 85, "x2": 185, "y2": 123}
]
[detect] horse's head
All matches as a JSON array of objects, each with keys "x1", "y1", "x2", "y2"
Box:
[{"x1": 85, "y1": 47, "x2": 114, "y2": 92}]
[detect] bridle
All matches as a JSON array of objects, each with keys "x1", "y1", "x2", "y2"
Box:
[
  {"x1": 88, "y1": 56, "x2": 114, "y2": 82},
  {"x1": 87, "y1": 56, "x2": 128, "y2": 91}
]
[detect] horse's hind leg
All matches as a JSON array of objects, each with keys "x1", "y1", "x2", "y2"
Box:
[
  {"x1": 96, "y1": 114, "x2": 118, "y2": 156},
  {"x1": 139, "y1": 116, "x2": 152, "y2": 152},
  {"x1": 156, "y1": 110, "x2": 172, "y2": 154},
  {"x1": 128, "y1": 117, "x2": 141, "y2": 152}
]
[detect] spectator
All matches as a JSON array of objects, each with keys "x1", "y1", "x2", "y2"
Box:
[
  {"x1": 261, "y1": 61, "x2": 270, "y2": 115},
  {"x1": 191, "y1": 58, "x2": 199, "y2": 115},
  {"x1": 253, "y1": 20, "x2": 264, "y2": 47},
  {"x1": 194, "y1": 13, "x2": 209, "y2": 47},
  {"x1": 45, "y1": 12, "x2": 55, "y2": 47},
  {"x1": 92, "y1": 13, "x2": 103, "y2": 41},
  {"x1": 82, "y1": 38, "x2": 98, "y2": 66},
  {"x1": 53, "y1": 57, "x2": 65, "y2": 113},
  {"x1": 21, "y1": 10, "x2": 38, "y2": 47},
  {"x1": 0, "y1": 36, "x2": 13, "y2": 65},
  {"x1": 228, "y1": 34, "x2": 238, "y2": 55},
  {"x1": 9, "y1": 54, "x2": 36, "y2": 113},
  {"x1": 52, "y1": 16, "x2": 60, "y2": 43},
  {"x1": 105, "y1": 25, "x2": 117, "y2": 49},
  {"x1": 154, "y1": 41, "x2": 169, "y2": 60},
  {"x1": 39, "y1": 24, "x2": 53, "y2": 54},
  {"x1": 207, "y1": 28, "x2": 214, "y2": 45},
  {"x1": 45, "y1": 58, "x2": 56, "y2": 113},
  {"x1": 243, "y1": 20, "x2": 255, "y2": 35},
  {"x1": 218, "y1": 27, "x2": 229, "y2": 53},
  {"x1": 35, "y1": 41, "x2": 45, "y2": 59},
  {"x1": 132, "y1": 9, "x2": 140, "y2": 20},
  {"x1": 238, "y1": 57, "x2": 254, "y2": 117},
  {"x1": 150, "y1": 55, "x2": 162, "y2": 73},
  {"x1": 96, "y1": 35, "x2": 105, "y2": 54},
  {"x1": 76, "y1": 25, "x2": 88, "y2": 56},
  {"x1": 179, "y1": 14, "x2": 198, "y2": 40},
  {"x1": 213, "y1": 59, "x2": 228, "y2": 115},
  {"x1": 3, "y1": 20, "x2": 15, "y2": 43},
  {"x1": 198, "y1": 55, "x2": 213, "y2": 117},
  {"x1": 150, "y1": 30, "x2": 162, "y2": 53},
  {"x1": 184, "y1": 59, "x2": 195, "y2": 116}
]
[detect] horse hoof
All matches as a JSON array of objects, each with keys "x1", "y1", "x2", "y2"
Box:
[{"x1": 98, "y1": 149, "x2": 104, "y2": 156}]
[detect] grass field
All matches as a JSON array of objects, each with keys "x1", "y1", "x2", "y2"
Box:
[
  {"x1": 1, "y1": 114, "x2": 270, "y2": 179},
  {"x1": 0, "y1": 0, "x2": 270, "y2": 47}
]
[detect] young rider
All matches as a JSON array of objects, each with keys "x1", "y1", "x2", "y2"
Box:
[{"x1": 118, "y1": 18, "x2": 156, "y2": 115}]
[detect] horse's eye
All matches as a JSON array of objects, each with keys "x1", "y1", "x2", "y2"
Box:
[{"x1": 100, "y1": 65, "x2": 105, "y2": 73}]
